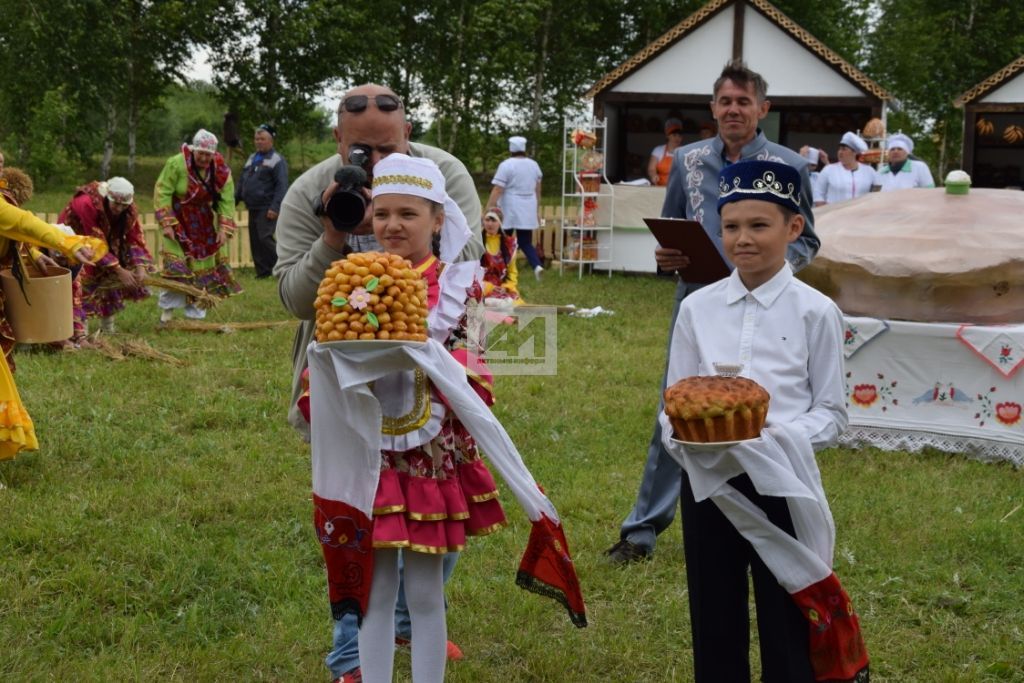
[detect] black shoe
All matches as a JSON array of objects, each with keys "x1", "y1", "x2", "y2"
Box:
[{"x1": 604, "y1": 539, "x2": 651, "y2": 565}]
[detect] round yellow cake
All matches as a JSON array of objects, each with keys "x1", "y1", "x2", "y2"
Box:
[
  {"x1": 664, "y1": 376, "x2": 769, "y2": 442},
  {"x1": 314, "y1": 251, "x2": 429, "y2": 342}
]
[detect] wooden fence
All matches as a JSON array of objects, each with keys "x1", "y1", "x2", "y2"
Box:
[{"x1": 33, "y1": 204, "x2": 579, "y2": 268}]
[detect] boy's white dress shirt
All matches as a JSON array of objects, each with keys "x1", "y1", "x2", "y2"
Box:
[
  {"x1": 667, "y1": 263, "x2": 848, "y2": 449},
  {"x1": 662, "y1": 263, "x2": 849, "y2": 592}
]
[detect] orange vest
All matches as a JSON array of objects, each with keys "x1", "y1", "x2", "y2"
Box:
[{"x1": 655, "y1": 151, "x2": 674, "y2": 187}]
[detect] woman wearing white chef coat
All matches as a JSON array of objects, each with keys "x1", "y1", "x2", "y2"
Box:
[
  {"x1": 877, "y1": 132, "x2": 935, "y2": 191},
  {"x1": 813, "y1": 131, "x2": 877, "y2": 205},
  {"x1": 486, "y1": 136, "x2": 544, "y2": 279}
]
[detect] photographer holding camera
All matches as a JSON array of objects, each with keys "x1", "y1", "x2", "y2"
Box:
[{"x1": 274, "y1": 83, "x2": 483, "y2": 683}]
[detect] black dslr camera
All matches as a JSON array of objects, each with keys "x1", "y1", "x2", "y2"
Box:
[{"x1": 315, "y1": 144, "x2": 373, "y2": 231}]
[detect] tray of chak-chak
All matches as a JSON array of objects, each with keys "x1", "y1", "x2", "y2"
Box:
[
  {"x1": 313, "y1": 251, "x2": 431, "y2": 344},
  {"x1": 664, "y1": 365, "x2": 768, "y2": 453}
]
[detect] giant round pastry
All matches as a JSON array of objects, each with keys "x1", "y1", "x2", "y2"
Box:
[
  {"x1": 797, "y1": 189, "x2": 1024, "y2": 323},
  {"x1": 664, "y1": 376, "x2": 769, "y2": 442},
  {"x1": 314, "y1": 251, "x2": 429, "y2": 342}
]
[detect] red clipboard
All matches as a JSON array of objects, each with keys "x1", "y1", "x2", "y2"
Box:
[{"x1": 644, "y1": 217, "x2": 731, "y2": 283}]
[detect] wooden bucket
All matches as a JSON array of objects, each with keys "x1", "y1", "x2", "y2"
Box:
[{"x1": 0, "y1": 265, "x2": 73, "y2": 343}]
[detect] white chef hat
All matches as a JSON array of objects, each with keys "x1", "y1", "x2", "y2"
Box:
[
  {"x1": 508, "y1": 135, "x2": 527, "y2": 153},
  {"x1": 371, "y1": 153, "x2": 472, "y2": 262},
  {"x1": 887, "y1": 133, "x2": 913, "y2": 153},
  {"x1": 190, "y1": 128, "x2": 219, "y2": 153},
  {"x1": 839, "y1": 131, "x2": 868, "y2": 154},
  {"x1": 102, "y1": 176, "x2": 135, "y2": 204}
]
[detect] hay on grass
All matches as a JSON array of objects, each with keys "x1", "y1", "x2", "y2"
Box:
[
  {"x1": 93, "y1": 275, "x2": 222, "y2": 310},
  {"x1": 86, "y1": 335, "x2": 185, "y2": 366}
]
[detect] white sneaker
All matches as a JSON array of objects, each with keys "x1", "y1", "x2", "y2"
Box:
[
  {"x1": 100, "y1": 316, "x2": 115, "y2": 334},
  {"x1": 534, "y1": 265, "x2": 544, "y2": 281},
  {"x1": 184, "y1": 304, "x2": 207, "y2": 320},
  {"x1": 160, "y1": 309, "x2": 174, "y2": 323}
]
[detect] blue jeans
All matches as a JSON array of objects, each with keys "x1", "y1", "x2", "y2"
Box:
[
  {"x1": 326, "y1": 551, "x2": 459, "y2": 677},
  {"x1": 617, "y1": 281, "x2": 706, "y2": 553}
]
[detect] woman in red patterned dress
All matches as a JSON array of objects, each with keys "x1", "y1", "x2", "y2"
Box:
[{"x1": 153, "y1": 129, "x2": 240, "y2": 322}]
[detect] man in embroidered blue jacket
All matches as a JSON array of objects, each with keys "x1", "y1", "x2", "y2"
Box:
[
  {"x1": 606, "y1": 60, "x2": 820, "y2": 565},
  {"x1": 235, "y1": 123, "x2": 289, "y2": 278}
]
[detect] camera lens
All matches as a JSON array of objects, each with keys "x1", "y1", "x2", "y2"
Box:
[
  {"x1": 326, "y1": 191, "x2": 367, "y2": 231},
  {"x1": 325, "y1": 164, "x2": 370, "y2": 231}
]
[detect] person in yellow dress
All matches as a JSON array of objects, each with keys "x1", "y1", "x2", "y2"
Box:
[{"x1": 0, "y1": 195, "x2": 105, "y2": 459}]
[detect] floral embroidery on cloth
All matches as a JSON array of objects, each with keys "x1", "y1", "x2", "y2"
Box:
[
  {"x1": 974, "y1": 385, "x2": 1022, "y2": 428},
  {"x1": 956, "y1": 324, "x2": 1024, "y2": 378},
  {"x1": 846, "y1": 372, "x2": 899, "y2": 411},
  {"x1": 842, "y1": 317, "x2": 890, "y2": 360}
]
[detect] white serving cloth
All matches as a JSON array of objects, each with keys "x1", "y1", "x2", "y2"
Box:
[
  {"x1": 661, "y1": 415, "x2": 835, "y2": 592},
  {"x1": 308, "y1": 339, "x2": 559, "y2": 522}
]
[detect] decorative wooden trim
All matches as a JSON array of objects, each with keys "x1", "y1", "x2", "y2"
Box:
[
  {"x1": 964, "y1": 103, "x2": 1024, "y2": 114},
  {"x1": 585, "y1": 0, "x2": 890, "y2": 101},
  {"x1": 954, "y1": 55, "x2": 1024, "y2": 107},
  {"x1": 745, "y1": 0, "x2": 889, "y2": 100}
]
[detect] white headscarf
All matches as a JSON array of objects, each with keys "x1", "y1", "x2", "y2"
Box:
[
  {"x1": 508, "y1": 135, "x2": 527, "y2": 153},
  {"x1": 190, "y1": 129, "x2": 219, "y2": 152},
  {"x1": 101, "y1": 176, "x2": 134, "y2": 204},
  {"x1": 370, "y1": 153, "x2": 472, "y2": 262}
]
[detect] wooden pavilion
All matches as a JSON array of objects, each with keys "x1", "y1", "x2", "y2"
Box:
[{"x1": 585, "y1": 0, "x2": 891, "y2": 182}]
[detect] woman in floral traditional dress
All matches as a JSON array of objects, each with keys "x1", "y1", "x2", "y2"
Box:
[
  {"x1": 479, "y1": 207, "x2": 523, "y2": 306},
  {"x1": 153, "y1": 129, "x2": 240, "y2": 322},
  {"x1": 59, "y1": 177, "x2": 152, "y2": 334}
]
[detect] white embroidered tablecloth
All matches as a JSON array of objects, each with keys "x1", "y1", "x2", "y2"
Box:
[{"x1": 840, "y1": 318, "x2": 1024, "y2": 465}]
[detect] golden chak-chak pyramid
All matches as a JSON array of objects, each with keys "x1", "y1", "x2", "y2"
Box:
[{"x1": 315, "y1": 251, "x2": 429, "y2": 342}]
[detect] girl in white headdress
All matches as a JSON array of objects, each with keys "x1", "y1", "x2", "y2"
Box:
[
  {"x1": 307, "y1": 153, "x2": 506, "y2": 683},
  {"x1": 479, "y1": 206, "x2": 524, "y2": 307}
]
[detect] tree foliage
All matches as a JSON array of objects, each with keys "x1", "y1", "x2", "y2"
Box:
[
  {"x1": 867, "y1": 0, "x2": 1024, "y2": 175},
  {"x1": 0, "y1": 0, "x2": 1021, "y2": 189}
]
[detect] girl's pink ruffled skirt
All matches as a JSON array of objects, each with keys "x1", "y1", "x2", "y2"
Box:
[{"x1": 372, "y1": 459, "x2": 506, "y2": 554}]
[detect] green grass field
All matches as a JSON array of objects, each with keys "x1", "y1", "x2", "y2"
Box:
[{"x1": 0, "y1": 270, "x2": 1021, "y2": 681}]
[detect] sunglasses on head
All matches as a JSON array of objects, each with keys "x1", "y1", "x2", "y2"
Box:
[{"x1": 340, "y1": 94, "x2": 403, "y2": 113}]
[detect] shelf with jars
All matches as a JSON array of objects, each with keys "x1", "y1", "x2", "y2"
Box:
[{"x1": 559, "y1": 116, "x2": 613, "y2": 278}]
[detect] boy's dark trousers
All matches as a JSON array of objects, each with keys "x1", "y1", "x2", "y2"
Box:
[{"x1": 680, "y1": 470, "x2": 815, "y2": 683}]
